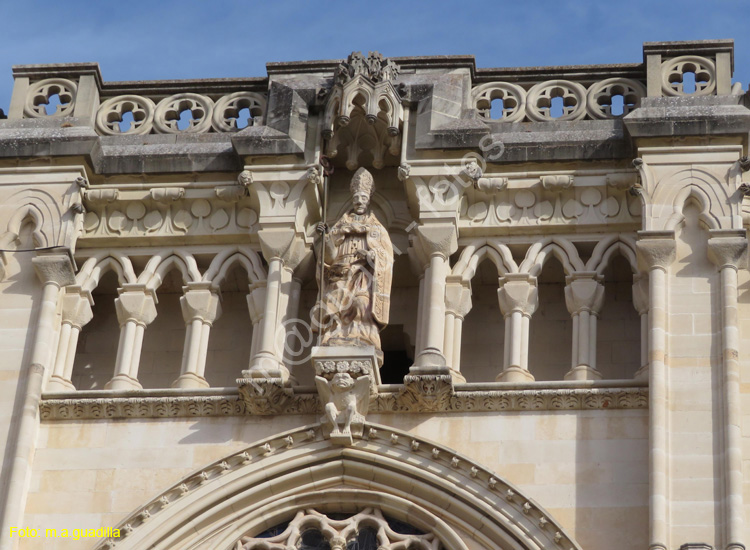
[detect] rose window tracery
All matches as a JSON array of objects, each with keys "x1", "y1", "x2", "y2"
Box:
[{"x1": 232, "y1": 509, "x2": 443, "y2": 550}]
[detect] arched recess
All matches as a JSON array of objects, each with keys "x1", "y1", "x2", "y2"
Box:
[
  {"x1": 450, "y1": 242, "x2": 515, "y2": 381},
  {"x1": 71, "y1": 254, "x2": 137, "y2": 390},
  {"x1": 586, "y1": 236, "x2": 642, "y2": 379},
  {"x1": 521, "y1": 239, "x2": 583, "y2": 381},
  {"x1": 139, "y1": 253, "x2": 201, "y2": 389},
  {"x1": 97, "y1": 423, "x2": 581, "y2": 550},
  {"x1": 201, "y1": 248, "x2": 266, "y2": 386}
]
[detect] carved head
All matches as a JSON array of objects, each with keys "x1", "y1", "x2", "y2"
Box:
[
  {"x1": 350, "y1": 168, "x2": 374, "y2": 215},
  {"x1": 331, "y1": 372, "x2": 355, "y2": 391}
]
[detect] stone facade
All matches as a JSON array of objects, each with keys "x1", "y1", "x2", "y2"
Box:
[{"x1": 0, "y1": 40, "x2": 747, "y2": 549}]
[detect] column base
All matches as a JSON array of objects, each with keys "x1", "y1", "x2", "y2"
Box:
[
  {"x1": 244, "y1": 354, "x2": 293, "y2": 384},
  {"x1": 105, "y1": 374, "x2": 142, "y2": 391},
  {"x1": 496, "y1": 366, "x2": 535, "y2": 383},
  {"x1": 448, "y1": 368, "x2": 466, "y2": 384},
  {"x1": 172, "y1": 372, "x2": 210, "y2": 389},
  {"x1": 410, "y1": 348, "x2": 448, "y2": 376},
  {"x1": 564, "y1": 365, "x2": 602, "y2": 381},
  {"x1": 46, "y1": 376, "x2": 76, "y2": 392}
]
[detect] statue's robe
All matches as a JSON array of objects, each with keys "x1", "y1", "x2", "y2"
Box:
[{"x1": 318, "y1": 210, "x2": 393, "y2": 349}]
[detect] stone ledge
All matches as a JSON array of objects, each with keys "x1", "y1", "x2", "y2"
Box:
[{"x1": 40, "y1": 384, "x2": 647, "y2": 420}]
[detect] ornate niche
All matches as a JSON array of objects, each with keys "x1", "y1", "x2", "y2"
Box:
[{"x1": 322, "y1": 52, "x2": 405, "y2": 170}]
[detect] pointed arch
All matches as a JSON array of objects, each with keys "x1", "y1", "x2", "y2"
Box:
[
  {"x1": 665, "y1": 184, "x2": 722, "y2": 231},
  {"x1": 585, "y1": 234, "x2": 638, "y2": 276},
  {"x1": 520, "y1": 237, "x2": 584, "y2": 277},
  {"x1": 203, "y1": 246, "x2": 267, "y2": 286},
  {"x1": 138, "y1": 251, "x2": 201, "y2": 290},
  {"x1": 1, "y1": 189, "x2": 66, "y2": 248},
  {"x1": 76, "y1": 253, "x2": 137, "y2": 292},
  {"x1": 98, "y1": 423, "x2": 581, "y2": 550},
  {"x1": 1, "y1": 204, "x2": 48, "y2": 248},
  {"x1": 451, "y1": 239, "x2": 517, "y2": 282}
]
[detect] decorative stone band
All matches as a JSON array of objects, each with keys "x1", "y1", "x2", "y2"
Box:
[
  {"x1": 90, "y1": 422, "x2": 580, "y2": 550},
  {"x1": 40, "y1": 385, "x2": 647, "y2": 420}
]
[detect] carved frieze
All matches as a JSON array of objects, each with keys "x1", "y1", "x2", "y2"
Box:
[
  {"x1": 459, "y1": 176, "x2": 641, "y2": 229},
  {"x1": 40, "y1": 386, "x2": 647, "y2": 420},
  {"x1": 81, "y1": 188, "x2": 259, "y2": 241}
]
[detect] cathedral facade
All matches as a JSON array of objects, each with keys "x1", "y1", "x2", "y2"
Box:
[{"x1": 0, "y1": 40, "x2": 747, "y2": 549}]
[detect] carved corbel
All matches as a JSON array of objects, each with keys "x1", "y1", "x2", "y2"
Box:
[
  {"x1": 398, "y1": 373, "x2": 453, "y2": 412},
  {"x1": 476, "y1": 177, "x2": 508, "y2": 193},
  {"x1": 237, "y1": 377, "x2": 293, "y2": 415},
  {"x1": 540, "y1": 174, "x2": 573, "y2": 192}
]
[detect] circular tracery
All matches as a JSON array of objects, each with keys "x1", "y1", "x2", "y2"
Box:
[
  {"x1": 234, "y1": 508, "x2": 443, "y2": 550},
  {"x1": 23, "y1": 78, "x2": 77, "y2": 118}
]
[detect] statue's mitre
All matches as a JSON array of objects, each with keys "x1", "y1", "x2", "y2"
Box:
[{"x1": 350, "y1": 167, "x2": 374, "y2": 197}]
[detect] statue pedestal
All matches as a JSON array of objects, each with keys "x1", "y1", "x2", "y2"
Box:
[{"x1": 311, "y1": 345, "x2": 381, "y2": 389}]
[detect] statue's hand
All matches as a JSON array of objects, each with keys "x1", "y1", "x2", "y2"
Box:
[{"x1": 316, "y1": 222, "x2": 328, "y2": 235}]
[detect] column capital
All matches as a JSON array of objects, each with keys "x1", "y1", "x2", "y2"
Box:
[
  {"x1": 411, "y1": 222, "x2": 458, "y2": 267},
  {"x1": 181, "y1": 283, "x2": 222, "y2": 325},
  {"x1": 707, "y1": 229, "x2": 748, "y2": 270},
  {"x1": 115, "y1": 285, "x2": 157, "y2": 327},
  {"x1": 258, "y1": 227, "x2": 309, "y2": 270},
  {"x1": 60, "y1": 287, "x2": 94, "y2": 329},
  {"x1": 564, "y1": 272, "x2": 605, "y2": 315},
  {"x1": 444, "y1": 278, "x2": 472, "y2": 319},
  {"x1": 32, "y1": 249, "x2": 76, "y2": 287},
  {"x1": 636, "y1": 231, "x2": 676, "y2": 271},
  {"x1": 497, "y1": 274, "x2": 538, "y2": 317}
]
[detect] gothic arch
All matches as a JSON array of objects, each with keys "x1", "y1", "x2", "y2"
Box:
[
  {"x1": 520, "y1": 237, "x2": 584, "y2": 277},
  {"x1": 203, "y1": 246, "x2": 267, "y2": 286},
  {"x1": 647, "y1": 167, "x2": 738, "y2": 231},
  {"x1": 76, "y1": 253, "x2": 137, "y2": 293},
  {"x1": 138, "y1": 251, "x2": 201, "y2": 290},
  {"x1": 585, "y1": 234, "x2": 638, "y2": 276},
  {"x1": 451, "y1": 240, "x2": 517, "y2": 282},
  {"x1": 97, "y1": 423, "x2": 581, "y2": 550}
]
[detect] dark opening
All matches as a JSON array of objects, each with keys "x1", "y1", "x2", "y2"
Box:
[{"x1": 380, "y1": 324, "x2": 412, "y2": 383}]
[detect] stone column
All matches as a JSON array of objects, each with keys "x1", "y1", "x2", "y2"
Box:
[
  {"x1": 173, "y1": 283, "x2": 222, "y2": 389},
  {"x1": 636, "y1": 231, "x2": 676, "y2": 550},
  {"x1": 246, "y1": 282, "x2": 266, "y2": 365},
  {"x1": 243, "y1": 228, "x2": 306, "y2": 383},
  {"x1": 46, "y1": 287, "x2": 93, "y2": 391},
  {"x1": 497, "y1": 274, "x2": 538, "y2": 382},
  {"x1": 410, "y1": 223, "x2": 457, "y2": 377},
  {"x1": 106, "y1": 285, "x2": 157, "y2": 390},
  {"x1": 1, "y1": 251, "x2": 75, "y2": 543},
  {"x1": 564, "y1": 272, "x2": 605, "y2": 381},
  {"x1": 707, "y1": 229, "x2": 747, "y2": 550},
  {"x1": 443, "y1": 278, "x2": 471, "y2": 380},
  {"x1": 632, "y1": 274, "x2": 650, "y2": 381}
]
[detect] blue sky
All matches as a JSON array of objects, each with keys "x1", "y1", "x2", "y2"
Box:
[{"x1": 1, "y1": 0, "x2": 748, "y2": 113}]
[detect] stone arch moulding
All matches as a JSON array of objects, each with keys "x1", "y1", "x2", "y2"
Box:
[{"x1": 96, "y1": 423, "x2": 581, "y2": 550}]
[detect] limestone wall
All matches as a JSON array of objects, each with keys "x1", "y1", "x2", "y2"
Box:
[{"x1": 22, "y1": 409, "x2": 647, "y2": 550}]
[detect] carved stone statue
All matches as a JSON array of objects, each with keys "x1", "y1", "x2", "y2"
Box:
[
  {"x1": 315, "y1": 372, "x2": 371, "y2": 445},
  {"x1": 316, "y1": 167, "x2": 393, "y2": 358}
]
